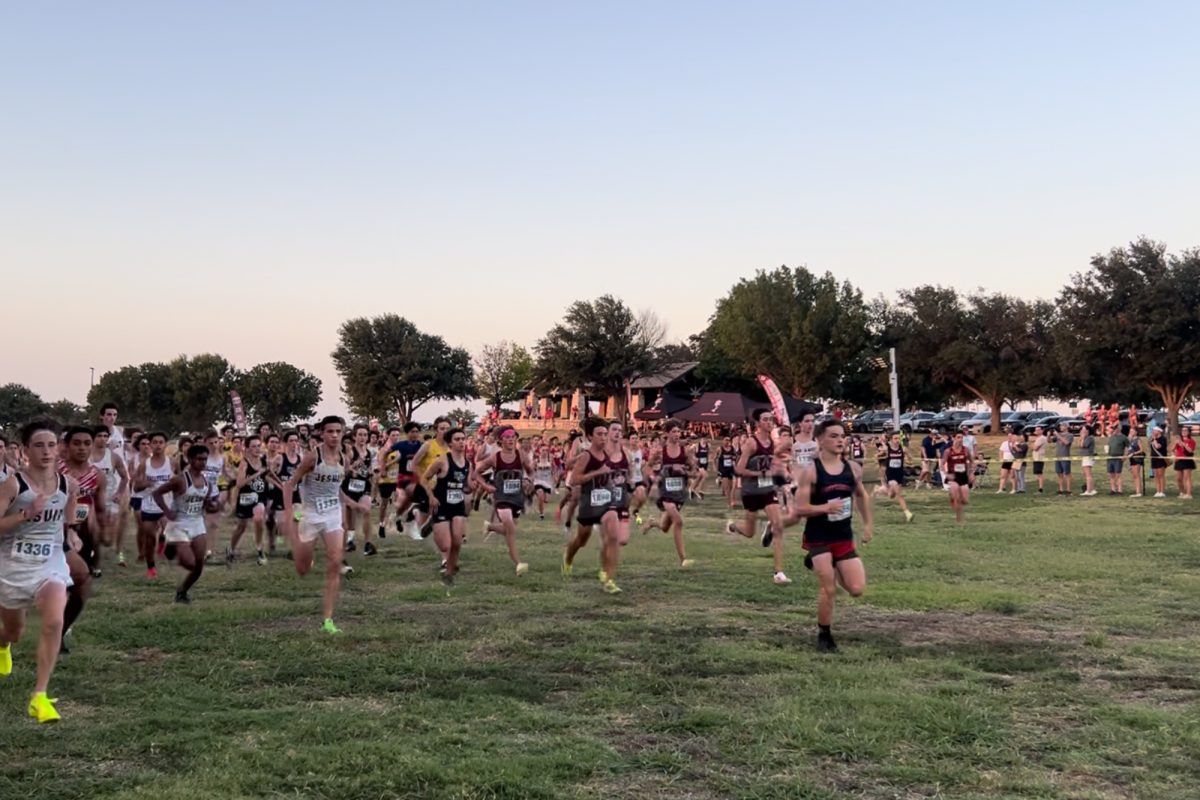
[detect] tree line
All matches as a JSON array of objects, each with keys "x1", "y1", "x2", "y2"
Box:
[{"x1": 4, "y1": 238, "x2": 1196, "y2": 435}]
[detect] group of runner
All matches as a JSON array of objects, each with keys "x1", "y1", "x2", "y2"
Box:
[{"x1": 0, "y1": 402, "x2": 892, "y2": 725}]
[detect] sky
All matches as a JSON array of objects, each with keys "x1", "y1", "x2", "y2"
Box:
[{"x1": 3, "y1": 2, "x2": 1198, "y2": 421}]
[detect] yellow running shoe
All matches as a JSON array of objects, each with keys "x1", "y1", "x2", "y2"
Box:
[
  {"x1": 561, "y1": 554, "x2": 573, "y2": 576},
  {"x1": 0, "y1": 643, "x2": 11, "y2": 677},
  {"x1": 322, "y1": 618, "x2": 342, "y2": 635},
  {"x1": 602, "y1": 579, "x2": 622, "y2": 595},
  {"x1": 515, "y1": 562, "x2": 529, "y2": 576},
  {"x1": 680, "y1": 559, "x2": 695, "y2": 570},
  {"x1": 598, "y1": 569, "x2": 608, "y2": 583},
  {"x1": 28, "y1": 692, "x2": 60, "y2": 723}
]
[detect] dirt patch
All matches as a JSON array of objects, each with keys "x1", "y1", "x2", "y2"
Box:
[
  {"x1": 1080, "y1": 666, "x2": 1200, "y2": 707},
  {"x1": 127, "y1": 646, "x2": 168, "y2": 663},
  {"x1": 848, "y1": 607, "x2": 1080, "y2": 647}
]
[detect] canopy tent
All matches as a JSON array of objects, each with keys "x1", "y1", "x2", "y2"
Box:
[
  {"x1": 671, "y1": 392, "x2": 767, "y2": 423},
  {"x1": 783, "y1": 397, "x2": 824, "y2": 420},
  {"x1": 633, "y1": 392, "x2": 694, "y2": 421}
]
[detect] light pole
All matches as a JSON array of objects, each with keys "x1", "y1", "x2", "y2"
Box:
[
  {"x1": 90, "y1": 367, "x2": 95, "y2": 389},
  {"x1": 888, "y1": 347, "x2": 901, "y2": 432}
]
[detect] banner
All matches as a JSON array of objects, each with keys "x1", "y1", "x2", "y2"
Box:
[
  {"x1": 230, "y1": 390, "x2": 248, "y2": 437},
  {"x1": 756, "y1": 375, "x2": 791, "y2": 426}
]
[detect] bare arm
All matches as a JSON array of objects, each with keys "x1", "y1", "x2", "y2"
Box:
[
  {"x1": 153, "y1": 474, "x2": 186, "y2": 521},
  {"x1": 851, "y1": 461, "x2": 873, "y2": 542}
]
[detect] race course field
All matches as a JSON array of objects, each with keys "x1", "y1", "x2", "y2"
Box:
[{"x1": 3, "y1": 488, "x2": 1199, "y2": 800}]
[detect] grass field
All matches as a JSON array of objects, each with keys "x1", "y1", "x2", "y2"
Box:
[{"x1": 3, "y1": 483, "x2": 1199, "y2": 799}]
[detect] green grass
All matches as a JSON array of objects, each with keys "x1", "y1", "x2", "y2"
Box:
[{"x1": 3, "y1": 484, "x2": 1200, "y2": 799}]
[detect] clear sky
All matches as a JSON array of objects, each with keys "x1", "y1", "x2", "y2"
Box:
[{"x1": 4, "y1": 2, "x2": 1198, "y2": 420}]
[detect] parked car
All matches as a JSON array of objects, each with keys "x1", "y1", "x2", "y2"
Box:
[
  {"x1": 1024, "y1": 415, "x2": 1061, "y2": 433},
  {"x1": 1002, "y1": 410, "x2": 1055, "y2": 434},
  {"x1": 959, "y1": 411, "x2": 1020, "y2": 434},
  {"x1": 851, "y1": 410, "x2": 893, "y2": 433},
  {"x1": 927, "y1": 410, "x2": 974, "y2": 433},
  {"x1": 885, "y1": 411, "x2": 935, "y2": 434}
]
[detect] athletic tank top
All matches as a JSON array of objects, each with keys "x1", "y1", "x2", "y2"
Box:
[
  {"x1": 945, "y1": 447, "x2": 970, "y2": 476},
  {"x1": 59, "y1": 461, "x2": 99, "y2": 528},
  {"x1": 140, "y1": 456, "x2": 175, "y2": 514},
  {"x1": 302, "y1": 449, "x2": 344, "y2": 513},
  {"x1": 630, "y1": 447, "x2": 644, "y2": 483},
  {"x1": 91, "y1": 449, "x2": 119, "y2": 503},
  {"x1": 238, "y1": 456, "x2": 267, "y2": 507},
  {"x1": 886, "y1": 445, "x2": 905, "y2": 472},
  {"x1": 578, "y1": 451, "x2": 612, "y2": 520},
  {"x1": 415, "y1": 439, "x2": 448, "y2": 482},
  {"x1": 533, "y1": 450, "x2": 553, "y2": 487},
  {"x1": 607, "y1": 448, "x2": 630, "y2": 511},
  {"x1": 202, "y1": 453, "x2": 224, "y2": 491},
  {"x1": 793, "y1": 438, "x2": 818, "y2": 469},
  {"x1": 658, "y1": 443, "x2": 689, "y2": 505},
  {"x1": 492, "y1": 451, "x2": 525, "y2": 507},
  {"x1": 696, "y1": 443, "x2": 709, "y2": 469},
  {"x1": 718, "y1": 445, "x2": 736, "y2": 472},
  {"x1": 804, "y1": 458, "x2": 857, "y2": 543},
  {"x1": 2, "y1": 473, "x2": 69, "y2": 569},
  {"x1": 435, "y1": 453, "x2": 470, "y2": 506},
  {"x1": 742, "y1": 435, "x2": 777, "y2": 496},
  {"x1": 174, "y1": 471, "x2": 212, "y2": 520}
]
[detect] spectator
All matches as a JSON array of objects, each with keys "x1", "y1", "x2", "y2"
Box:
[
  {"x1": 997, "y1": 433, "x2": 1014, "y2": 494},
  {"x1": 1149, "y1": 427, "x2": 1170, "y2": 497},
  {"x1": 1079, "y1": 424, "x2": 1097, "y2": 496},
  {"x1": 1128, "y1": 427, "x2": 1144, "y2": 498},
  {"x1": 918, "y1": 430, "x2": 937, "y2": 488},
  {"x1": 1012, "y1": 431, "x2": 1029, "y2": 493},
  {"x1": 1031, "y1": 425, "x2": 1048, "y2": 493},
  {"x1": 1174, "y1": 424, "x2": 1195, "y2": 499},
  {"x1": 1054, "y1": 423, "x2": 1074, "y2": 495},
  {"x1": 1106, "y1": 424, "x2": 1129, "y2": 495}
]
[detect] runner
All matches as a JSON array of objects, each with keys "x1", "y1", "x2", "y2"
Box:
[
  {"x1": 198, "y1": 431, "x2": 226, "y2": 564},
  {"x1": 100, "y1": 403, "x2": 124, "y2": 455},
  {"x1": 556, "y1": 431, "x2": 587, "y2": 537},
  {"x1": 786, "y1": 419, "x2": 873, "y2": 653},
  {"x1": 89, "y1": 425, "x2": 128, "y2": 575},
  {"x1": 340, "y1": 424, "x2": 374, "y2": 556},
  {"x1": 476, "y1": 425, "x2": 531, "y2": 576},
  {"x1": 262, "y1": 433, "x2": 283, "y2": 554},
  {"x1": 941, "y1": 432, "x2": 973, "y2": 525},
  {"x1": 423, "y1": 428, "x2": 481, "y2": 586},
  {"x1": 275, "y1": 430, "x2": 303, "y2": 552},
  {"x1": 283, "y1": 416, "x2": 349, "y2": 634},
  {"x1": 726, "y1": 409, "x2": 791, "y2": 585},
  {"x1": 716, "y1": 435, "x2": 738, "y2": 508},
  {"x1": 531, "y1": 440, "x2": 555, "y2": 520},
  {"x1": 627, "y1": 432, "x2": 650, "y2": 524},
  {"x1": 0, "y1": 420, "x2": 77, "y2": 722},
  {"x1": 641, "y1": 420, "x2": 695, "y2": 568},
  {"x1": 563, "y1": 419, "x2": 623, "y2": 593},
  {"x1": 151, "y1": 444, "x2": 219, "y2": 603},
  {"x1": 57, "y1": 427, "x2": 103, "y2": 653},
  {"x1": 227, "y1": 435, "x2": 268, "y2": 566},
  {"x1": 881, "y1": 432, "x2": 914, "y2": 522},
  {"x1": 133, "y1": 432, "x2": 173, "y2": 578},
  {"x1": 410, "y1": 417, "x2": 451, "y2": 548},
  {"x1": 373, "y1": 427, "x2": 402, "y2": 544},
  {"x1": 605, "y1": 421, "x2": 637, "y2": 572},
  {"x1": 387, "y1": 422, "x2": 424, "y2": 537},
  {"x1": 689, "y1": 434, "x2": 710, "y2": 500}
]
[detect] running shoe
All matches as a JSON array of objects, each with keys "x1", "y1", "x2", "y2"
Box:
[
  {"x1": 635, "y1": 514, "x2": 643, "y2": 526},
  {"x1": 760, "y1": 522, "x2": 773, "y2": 548},
  {"x1": 602, "y1": 579, "x2": 622, "y2": 595},
  {"x1": 773, "y1": 571, "x2": 792, "y2": 586},
  {"x1": 515, "y1": 562, "x2": 529, "y2": 576},
  {"x1": 441, "y1": 572, "x2": 454, "y2": 588},
  {"x1": 561, "y1": 553, "x2": 572, "y2": 576},
  {"x1": 439, "y1": 559, "x2": 448, "y2": 576},
  {"x1": 0, "y1": 643, "x2": 11, "y2": 677},
  {"x1": 225, "y1": 547, "x2": 235, "y2": 566},
  {"x1": 27, "y1": 692, "x2": 60, "y2": 723},
  {"x1": 377, "y1": 524, "x2": 387, "y2": 540},
  {"x1": 816, "y1": 632, "x2": 838, "y2": 653},
  {"x1": 904, "y1": 510, "x2": 914, "y2": 523},
  {"x1": 256, "y1": 550, "x2": 266, "y2": 566},
  {"x1": 561, "y1": 523, "x2": 572, "y2": 539},
  {"x1": 345, "y1": 537, "x2": 357, "y2": 553},
  {"x1": 363, "y1": 542, "x2": 377, "y2": 556},
  {"x1": 322, "y1": 618, "x2": 342, "y2": 635},
  {"x1": 118, "y1": 552, "x2": 127, "y2": 567},
  {"x1": 340, "y1": 561, "x2": 354, "y2": 576},
  {"x1": 725, "y1": 521, "x2": 739, "y2": 538},
  {"x1": 146, "y1": 567, "x2": 158, "y2": 579},
  {"x1": 598, "y1": 569, "x2": 608, "y2": 583},
  {"x1": 174, "y1": 591, "x2": 191, "y2": 605},
  {"x1": 679, "y1": 559, "x2": 695, "y2": 570}
]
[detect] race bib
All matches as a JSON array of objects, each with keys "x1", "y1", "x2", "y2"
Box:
[
  {"x1": 613, "y1": 487, "x2": 624, "y2": 503},
  {"x1": 828, "y1": 497, "x2": 853, "y2": 522},
  {"x1": 74, "y1": 504, "x2": 90, "y2": 523},
  {"x1": 721, "y1": 458, "x2": 733, "y2": 468},
  {"x1": 403, "y1": 458, "x2": 413, "y2": 473},
  {"x1": 348, "y1": 479, "x2": 366, "y2": 493},
  {"x1": 315, "y1": 497, "x2": 339, "y2": 513},
  {"x1": 184, "y1": 498, "x2": 205, "y2": 515},
  {"x1": 239, "y1": 492, "x2": 259, "y2": 506},
  {"x1": 664, "y1": 477, "x2": 685, "y2": 492},
  {"x1": 757, "y1": 476, "x2": 774, "y2": 489},
  {"x1": 590, "y1": 488, "x2": 612, "y2": 506},
  {"x1": 446, "y1": 489, "x2": 464, "y2": 504},
  {"x1": 11, "y1": 536, "x2": 52, "y2": 563},
  {"x1": 503, "y1": 479, "x2": 521, "y2": 494},
  {"x1": 954, "y1": 463, "x2": 966, "y2": 473},
  {"x1": 888, "y1": 458, "x2": 902, "y2": 469}
]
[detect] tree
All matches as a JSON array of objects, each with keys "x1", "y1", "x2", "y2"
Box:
[
  {"x1": 707, "y1": 266, "x2": 873, "y2": 399},
  {"x1": 331, "y1": 314, "x2": 475, "y2": 424},
  {"x1": 170, "y1": 354, "x2": 240, "y2": 432},
  {"x1": 533, "y1": 295, "x2": 665, "y2": 422},
  {"x1": 238, "y1": 362, "x2": 323, "y2": 429},
  {"x1": 0, "y1": 383, "x2": 49, "y2": 432},
  {"x1": 891, "y1": 286, "x2": 1054, "y2": 430},
  {"x1": 474, "y1": 341, "x2": 533, "y2": 413},
  {"x1": 447, "y1": 407, "x2": 478, "y2": 429},
  {"x1": 88, "y1": 362, "x2": 182, "y2": 432},
  {"x1": 46, "y1": 399, "x2": 86, "y2": 424},
  {"x1": 1055, "y1": 239, "x2": 1200, "y2": 433}
]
